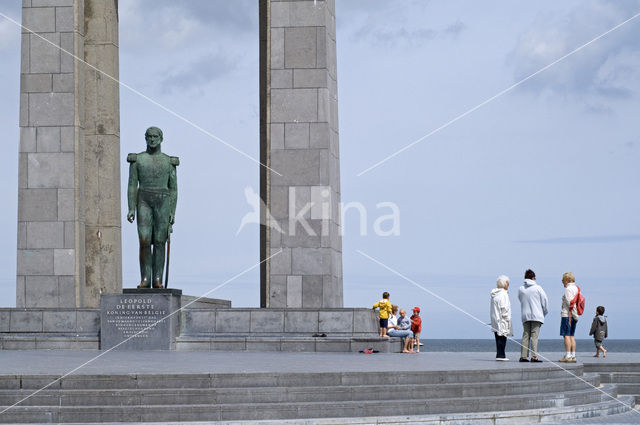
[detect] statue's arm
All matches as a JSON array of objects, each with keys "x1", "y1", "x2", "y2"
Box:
[
  {"x1": 169, "y1": 156, "x2": 179, "y2": 224},
  {"x1": 127, "y1": 154, "x2": 138, "y2": 222}
]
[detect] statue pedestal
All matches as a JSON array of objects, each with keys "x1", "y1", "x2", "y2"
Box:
[{"x1": 100, "y1": 289, "x2": 182, "y2": 350}]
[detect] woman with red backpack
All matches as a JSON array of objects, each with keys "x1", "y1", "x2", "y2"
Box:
[{"x1": 559, "y1": 272, "x2": 583, "y2": 363}]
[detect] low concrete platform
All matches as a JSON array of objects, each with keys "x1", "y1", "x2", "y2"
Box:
[{"x1": 1, "y1": 306, "x2": 388, "y2": 352}]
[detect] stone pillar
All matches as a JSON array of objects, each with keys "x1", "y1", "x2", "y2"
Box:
[
  {"x1": 260, "y1": 0, "x2": 343, "y2": 308},
  {"x1": 82, "y1": 0, "x2": 121, "y2": 307},
  {"x1": 17, "y1": 0, "x2": 121, "y2": 308}
]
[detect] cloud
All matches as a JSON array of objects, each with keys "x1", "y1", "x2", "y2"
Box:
[
  {"x1": 117, "y1": 0, "x2": 257, "y2": 95},
  {"x1": 508, "y1": 0, "x2": 640, "y2": 100},
  {"x1": 159, "y1": 51, "x2": 239, "y2": 93},
  {"x1": 444, "y1": 20, "x2": 467, "y2": 38},
  {"x1": 594, "y1": 48, "x2": 640, "y2": 98},
  {"x1": 338, "y1": 0, "x2": 466, "y2": 47},
  {"x1": 584, "y1": 102, "x2": 614, "y2": 114},
  {"x1": 119, "y1": 0, "x2": 256, "y2": 51},
  {"x1": 125, "y1": 0, "x2": 255, "y2": 34},
  {"x1": 351, "y1": 20, "x2": 467, "y2": 47},
  {"x1": 516, "y1": 234, "x2": 640, "y2": 244},
  {"x1": 353, "y1": 26, "x2": 437, "y2": 47}
]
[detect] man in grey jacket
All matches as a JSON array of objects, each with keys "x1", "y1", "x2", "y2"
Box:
[{"x1": 518, "y1": 269, "x2": 549, "y2": 362}]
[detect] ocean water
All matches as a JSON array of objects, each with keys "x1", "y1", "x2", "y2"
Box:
[{"x1": 422, "y1": 339, "x2": 640, "y2": 353}]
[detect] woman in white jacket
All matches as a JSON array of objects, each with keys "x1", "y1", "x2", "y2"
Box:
[{"x1": 490, "y1": 275, "x2": 513, "y2": 361}]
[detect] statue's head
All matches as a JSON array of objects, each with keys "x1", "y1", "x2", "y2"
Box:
[{"x1": 145, "y1": 126, "x2": 163, "y2": 149}]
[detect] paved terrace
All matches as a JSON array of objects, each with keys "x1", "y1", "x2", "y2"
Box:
[{"x1": 0, "y1": 350, "x2": 637, "y2": 375}]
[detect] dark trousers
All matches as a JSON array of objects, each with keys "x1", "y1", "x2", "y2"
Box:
[{"x1": 494, "y1": 332, "x2": 507, "y2": 358}]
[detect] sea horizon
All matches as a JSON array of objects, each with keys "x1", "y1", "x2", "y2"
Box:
[{"x1": 420, "y1": 339, "x2": 640, "y2": 352}]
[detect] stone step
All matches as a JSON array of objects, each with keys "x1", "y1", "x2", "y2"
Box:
[
  {"x1": 0, "y1": 365, "x2": 583, "y2": 390},
  {"x1": 584, "y1": 363, "x2": 640, "y2": 373},
  {"x1": 176, "y1": 335, "x2": 401, "y2": 352},
  {"x1": 210, "y1": 395, "x2": 639, "y2": 425},
  {"x1": 0, "y1": 335, "x2": 99, "y2": 350},
  {"x1": 614, "y1": 384, "x2": 640, "y2": 395},
  {"x1": 0, "y1": 374, "x2": 601, "y2": 407},
  {"x1": 0, "y1": 384, "x2": 618, "y2": 423},
  {"x1": 590, "y1": 371, "x2": 640, "y2": 396},
  {"x1": 599, "y1": 372, "x2": 640, "y2": 384}
]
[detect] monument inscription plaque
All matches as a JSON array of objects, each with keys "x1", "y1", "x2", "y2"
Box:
[{"x1": 100, "y1": 289, "x2": 182, "y2": 350}]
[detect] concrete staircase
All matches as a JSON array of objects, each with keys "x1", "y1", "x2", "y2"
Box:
[
  {"x1": 0, "y1": 364, "x2": 636, "y2": 423},
  {"x1": 585, "y1": 362, "x2": 640, "y2": 405}
]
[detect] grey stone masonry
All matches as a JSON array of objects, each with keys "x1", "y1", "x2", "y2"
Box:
[
  {"x1": 0, "y1": 308, "x2": 99, "y2": 333},
  {"x1": 17, "y1": 0, "x2": 121, "y2": 308},
  {"x1": 260, "y1": 0, "x2": 343, "y2": 308},
  {"x1": 181, "y1": 308, "x2": 377, "y2": 336},
  {"x1": 82, "y1": 0, "x2": 121, "y2": 307}
]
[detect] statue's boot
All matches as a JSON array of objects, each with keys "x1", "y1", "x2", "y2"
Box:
[
  {"x1": 152, "y1": 279, "x2": 163, "y2": 289},
  {"x1": 137, "y1": 279, "x2": 150, "y2": 289}
]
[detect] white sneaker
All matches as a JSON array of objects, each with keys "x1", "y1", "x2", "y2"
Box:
[
  {"x1": 568, "y1": 356, "x2": 577, "y2": 363},
  {"x1": 496, "y1": 358, "x2": 509, "y2": 362},
  {"x1": 558, "y1": 356, "x2": 570, "y2": 362}
]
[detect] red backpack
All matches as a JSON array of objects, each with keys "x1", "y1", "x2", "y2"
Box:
[{"x1": 570, "y1": 286, "x2": 585, "y2": 317}]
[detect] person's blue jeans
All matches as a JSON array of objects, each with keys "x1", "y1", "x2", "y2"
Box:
[{"x1": 388, "y1": 329, "x2": 414, "y2": 339}]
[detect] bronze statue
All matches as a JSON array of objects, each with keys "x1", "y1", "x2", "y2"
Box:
[{"x1": 127, "y1": 127, "x2": 179, "y2": 288}]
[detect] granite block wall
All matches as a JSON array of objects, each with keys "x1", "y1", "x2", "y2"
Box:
[
  {"x1": 260, "y1": 0, "x2": 343, "y2": 308},
  {"x1": 82, "y1": 0, "x2": 121, "y2": 306},
  {"x1": 17, "y1": 0, "x2": 121, "y2": 308}
]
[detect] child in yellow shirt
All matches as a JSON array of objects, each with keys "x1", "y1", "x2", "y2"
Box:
[{"x1": 372, "y1": 292, "x2": 392, "y2": 337}]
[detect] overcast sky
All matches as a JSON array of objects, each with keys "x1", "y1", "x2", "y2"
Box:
[{"x1": 0, "y1": 1, "x2": 638, "y2": 339}]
